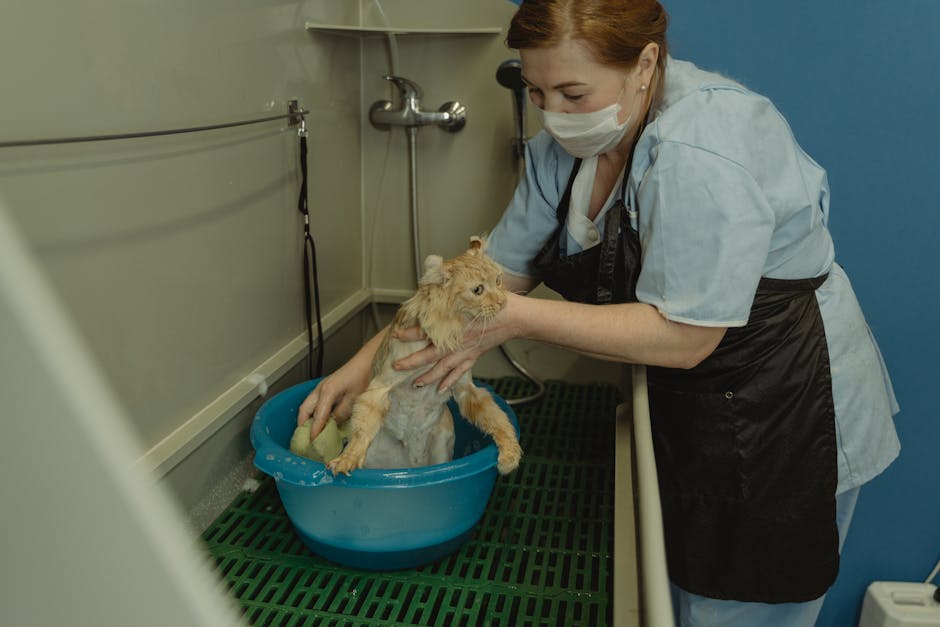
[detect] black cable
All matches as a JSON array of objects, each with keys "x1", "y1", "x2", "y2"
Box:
[{"x1": 298, "y1": 128, "x2": 324, "y2": 379}]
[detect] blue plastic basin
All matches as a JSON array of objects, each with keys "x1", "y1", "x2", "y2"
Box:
[{"x1": 250, "y1": 378, "x2": 518, "y2": 570}]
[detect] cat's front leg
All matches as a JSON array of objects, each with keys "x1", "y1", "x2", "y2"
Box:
[
  {"x1": 453, "y1": 379, "x2": 522, "y2": 475},
  {"x1": 326, "y1": 385, "x2": 390, "y2": 475}
]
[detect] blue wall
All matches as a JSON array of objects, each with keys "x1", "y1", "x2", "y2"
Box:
[
  {"x1": 506, "y1": 0, "x2": 940, "y2": 624},
  {"x1": 662, "y1": 3, "x2": 940, "y2": 625}
]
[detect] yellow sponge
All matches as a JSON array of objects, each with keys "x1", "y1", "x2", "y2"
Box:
[{"x1": 289, "y1": 418, "x2": 349, "y2": 462}]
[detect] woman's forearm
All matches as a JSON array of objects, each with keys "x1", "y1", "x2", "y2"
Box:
[
  {"x1": 354, "y1": 325, "x2": 389, "y2": 370},
  {"x1": 506, "y1": 292, "x2": 725, "y2": 369},
  {"x1": 391, "y1": 289, "x2": 727, "y2": 390}
]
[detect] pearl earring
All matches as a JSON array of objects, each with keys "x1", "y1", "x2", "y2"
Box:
[{"x1": 640, "y1": 84, "x2": 648, "y2": 91}]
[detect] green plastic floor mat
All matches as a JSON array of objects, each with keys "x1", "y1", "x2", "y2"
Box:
[{"x1": 202, "y1": 378, "x2": 622, "y2": 627}]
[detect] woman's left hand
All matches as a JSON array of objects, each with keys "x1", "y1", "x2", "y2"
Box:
[{"x1": 392, "y1": 295, "x2": 520, "y2": 391}]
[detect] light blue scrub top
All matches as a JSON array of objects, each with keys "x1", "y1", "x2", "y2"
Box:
[{"x1": 487, "y1": 57, "x2": 900, "y2": 494}]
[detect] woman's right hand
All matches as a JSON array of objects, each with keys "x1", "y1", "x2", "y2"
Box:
[
  {"x1": 295, "y1": 326, "x2": 389, "y2": 441},
  {"x1": 296, "y1": 361, "x2": 368, "y2": 441}
]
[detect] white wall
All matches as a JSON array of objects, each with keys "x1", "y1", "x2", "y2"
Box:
[
  {"x1": 0, "y1": 0, "x2": 364, "y2": 453},
  {"x1": 360, "y1": 3, "x2": 520, "y2": 290}
]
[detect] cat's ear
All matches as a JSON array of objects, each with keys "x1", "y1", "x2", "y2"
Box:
[
  {"x1": 419, "y1": 254, "x2": 449, "y2": 285},
  {"x1": 468, "y1": 235, "x2": 486, "y2": 255}
]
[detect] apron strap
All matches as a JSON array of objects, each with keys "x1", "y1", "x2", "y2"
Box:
[
  {"x1": 596, "y1": 205, "x2": 623, "y2": 304},
  {"x1": 597, "y1": 153, "x2": 640, "y2": 304},
  {"x1": 554, "y1": 158, "x2": 583, "y2": 227}
]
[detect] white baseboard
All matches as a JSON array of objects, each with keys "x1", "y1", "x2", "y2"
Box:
[{"x1": 370, "y1": 287, "x2": 413, "y2": 304}]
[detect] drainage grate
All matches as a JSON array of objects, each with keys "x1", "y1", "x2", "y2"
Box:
[{"x1": 202, "y1": 378, "x2": 621, "y2": 627}]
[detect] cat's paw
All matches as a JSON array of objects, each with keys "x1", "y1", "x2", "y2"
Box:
[
  {"x1": 326, "y1": 450, "x2": 365, "y2": 476},
  {"x1": 496, "y1": 440, "x2": 522, "y2": 475}
]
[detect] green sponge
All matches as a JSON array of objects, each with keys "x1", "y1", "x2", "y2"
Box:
[{"x1": 289, "y1": 418, "x2": 350, "y2": 462}]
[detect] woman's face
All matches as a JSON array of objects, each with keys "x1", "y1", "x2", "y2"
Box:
[{"x1": 520, "y1": 38, "x2": 650, "y2": 125}]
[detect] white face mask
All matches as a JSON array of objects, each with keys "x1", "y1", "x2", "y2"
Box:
[{"x1": 535, "y1": 87, "x2": 635, "y2": 158}]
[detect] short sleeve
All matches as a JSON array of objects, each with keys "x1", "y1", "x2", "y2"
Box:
[
  {"x1": 635, "y1": 141, "x2": 774, "y2": 327},
  {"x1": 487, "y1": 133, "x2": 572, "y2": 278}
]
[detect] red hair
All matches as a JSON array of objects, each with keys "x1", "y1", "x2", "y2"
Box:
[{"x1": 508, "y1": 0, "x2": 669, "y2": 98}]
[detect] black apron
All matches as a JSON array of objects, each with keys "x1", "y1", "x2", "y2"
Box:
[{"x1": 533, "y1": 159, "x2": 839, "y2": 603}]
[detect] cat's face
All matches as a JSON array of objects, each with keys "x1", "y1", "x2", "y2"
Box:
[
  {"x1": 419, "y1": 237, "x2": 507, "y2": 323},
  {"x1": 448, "y1": 252, "x2": 506, "y2": 322}
]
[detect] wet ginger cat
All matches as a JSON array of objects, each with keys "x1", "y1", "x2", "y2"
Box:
[{"x1": 326, "y1": 236, "x2": 522, "y2": 476}]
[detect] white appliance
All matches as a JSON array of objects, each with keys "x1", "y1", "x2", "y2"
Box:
[{"x1": 859, "y1": 582, "x2": 940, "y2": 627}]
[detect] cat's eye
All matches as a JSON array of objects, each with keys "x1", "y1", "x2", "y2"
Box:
[{"x1": 472, "y1": 284, "x2": 485, "y2": 295}]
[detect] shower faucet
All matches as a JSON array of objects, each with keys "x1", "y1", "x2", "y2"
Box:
[{"x1": 369, "y1": 75, "x2": 466, "y2": 132}]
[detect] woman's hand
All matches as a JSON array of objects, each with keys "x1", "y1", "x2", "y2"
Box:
[
  {"x1": 296, "y1": 362, "x2": 368, "y2": 441},
  {"x1": 392, "y1": 295, "x2": 521, "y2": 391},
  {"x1": 296, "y1": 328, "x2": 387, "y2": 441}
]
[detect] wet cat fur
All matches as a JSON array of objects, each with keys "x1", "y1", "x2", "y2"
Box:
[{"x1": 326, "y1": 236, "x2": 522, "y2": 475}]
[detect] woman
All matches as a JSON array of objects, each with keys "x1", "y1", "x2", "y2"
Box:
[{"x1": 299, "y1": 1, "x2": 900, "y2": 623}]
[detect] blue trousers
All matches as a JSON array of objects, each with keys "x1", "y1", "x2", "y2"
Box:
[{"x1": 670, "y1": 487, "x2": 861, "y2": 627}]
